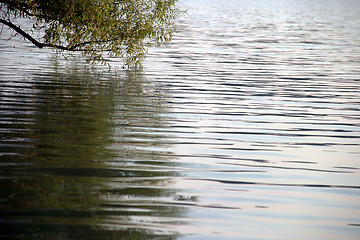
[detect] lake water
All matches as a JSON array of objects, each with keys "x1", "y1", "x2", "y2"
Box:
[{"x1": 1, "y1": 0, "x2": 360, "y2": 239}]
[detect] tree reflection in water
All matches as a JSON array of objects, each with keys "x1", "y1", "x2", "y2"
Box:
[{"x1": 0, "y1": 61, "x2": 187, "y2": 239}]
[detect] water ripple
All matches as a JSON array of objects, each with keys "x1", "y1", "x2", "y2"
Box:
[{"x1": 1, "y1": 0, "x2": 360, "y2": 239}]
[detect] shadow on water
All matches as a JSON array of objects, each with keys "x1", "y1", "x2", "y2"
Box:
[{"x1": 0, "y1": 60, "x2": 186, "y2": 239}]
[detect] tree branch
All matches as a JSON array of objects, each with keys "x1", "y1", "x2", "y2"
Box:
[
  {"x1": 42, "y1": 43, "x2": 88, "y2": 51},
  {"x1": 0, "y1": 18, "x2": 44, "y2": 48},
  {"x1": 0, "y1": 18, "x2": 119, "y2": 52}
]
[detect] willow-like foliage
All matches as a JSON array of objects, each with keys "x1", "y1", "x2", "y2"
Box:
[{"x1": 0, "y1": 0, "x2": 181, "y2": 65}]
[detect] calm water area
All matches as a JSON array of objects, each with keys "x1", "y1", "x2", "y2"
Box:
[{"x1": 1, "y1": 0, "x2": 360, "y2": 239}]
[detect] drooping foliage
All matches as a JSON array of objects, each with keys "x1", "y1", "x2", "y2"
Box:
[{"x1": 0, "y1": 0, "x2": 181, "y2": 65}]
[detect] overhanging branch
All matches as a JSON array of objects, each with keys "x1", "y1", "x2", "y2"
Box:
[
  {"x1": 0, "y1": 18, "x2": 44, "y2": 48},
  {"x1": 0, "y1": 18, "x2": 97, "y2": 52},
  {"x1": 0, "y1": 18, "x2": 125, "y2": 54}
]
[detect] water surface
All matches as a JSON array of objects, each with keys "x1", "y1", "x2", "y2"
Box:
[{"x1": 1, "y1": 0, "x2": 360, "y2": 239}]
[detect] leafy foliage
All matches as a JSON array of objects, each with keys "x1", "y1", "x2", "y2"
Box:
[{"x1": 0, "y1": 0, "x2": 181, "y2": 65}]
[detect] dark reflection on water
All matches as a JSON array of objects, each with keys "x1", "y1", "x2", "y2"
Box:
[{"x1": 0, "y1": 61, "x2": 188, "y2": 239}]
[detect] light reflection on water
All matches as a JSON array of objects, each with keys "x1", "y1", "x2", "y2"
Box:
[{"x1": 1, "y1": 0, "x2": 360, "y2": 239}]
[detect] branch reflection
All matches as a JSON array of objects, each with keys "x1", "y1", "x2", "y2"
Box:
[{"x1": 0, "y1": 61, "x2": 187, "y2": 240}]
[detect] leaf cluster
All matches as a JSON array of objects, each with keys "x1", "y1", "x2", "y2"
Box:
[{"x1": 0, "y1": 0, "x2": 182, "y2": 65}]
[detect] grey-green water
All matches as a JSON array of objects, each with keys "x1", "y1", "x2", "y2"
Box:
[{"x1": 1, "y1": 0, "x2": 360, "y2": 239}]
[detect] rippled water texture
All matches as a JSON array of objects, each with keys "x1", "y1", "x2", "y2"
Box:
[{"x1": 1, "y1": 0, "x2": 360, "y2": 239}]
